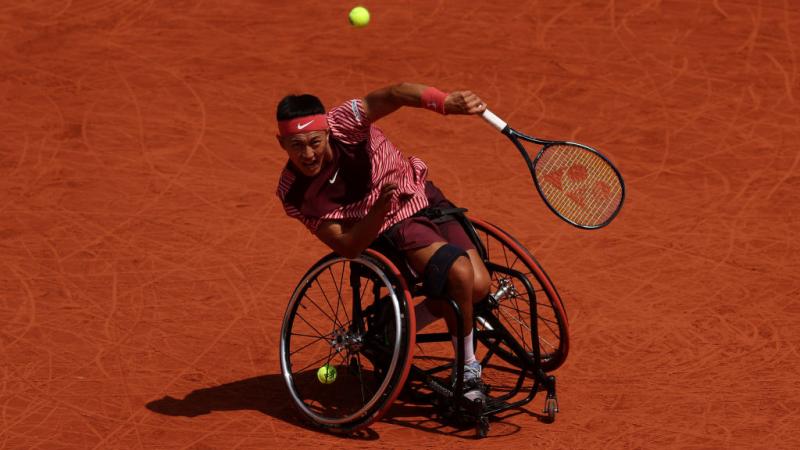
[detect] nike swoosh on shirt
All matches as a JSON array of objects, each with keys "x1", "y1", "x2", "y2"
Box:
[
  {"x1": 328, "y1": 168, "x2": 339, "y2": 184},
  {"x1": 297, "y1": 119, "x2": 315, "y2": 130}
]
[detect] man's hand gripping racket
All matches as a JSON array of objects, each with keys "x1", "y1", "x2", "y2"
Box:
[{"x1": 480, "y1": 109, "x2": 625, "y2": 229}]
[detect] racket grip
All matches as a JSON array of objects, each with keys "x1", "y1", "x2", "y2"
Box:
[{"x1": 480, "y1": 109, "x2": 508, "y2": 132}]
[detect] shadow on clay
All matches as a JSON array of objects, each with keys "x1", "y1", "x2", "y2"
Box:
[
  {"x1": 146, "y1": 364, "x2": 551, "y2": 440},
  {"x1": 145, "y1": 373, "x2": 379, "y2": 441}
]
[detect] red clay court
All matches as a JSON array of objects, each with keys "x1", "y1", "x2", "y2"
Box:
[{"x1": 2, "y1": 1, "x2": 799, "y2": 448}]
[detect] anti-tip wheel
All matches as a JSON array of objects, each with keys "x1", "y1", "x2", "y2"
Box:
[{"x1": 542, "y1": 397, "x2": 559, "y2": 423}]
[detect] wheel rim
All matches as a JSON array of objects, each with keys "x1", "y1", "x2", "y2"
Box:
[{"x1": 280, "y1": 256, "x2": 404, "y2": 425}]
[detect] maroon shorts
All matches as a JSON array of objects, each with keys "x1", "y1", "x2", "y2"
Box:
[{"x1": 383, "y1": 181, "x2": 475, "y2": 252}]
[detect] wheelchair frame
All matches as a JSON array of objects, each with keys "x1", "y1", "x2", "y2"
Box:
[{"x1": 279, "y1": 210, "x2": 567, "y2": 437}]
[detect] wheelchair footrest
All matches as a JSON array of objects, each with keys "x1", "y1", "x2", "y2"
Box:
[{"x1": 483, "y1": 396, "x2": 514, "y2": 416}]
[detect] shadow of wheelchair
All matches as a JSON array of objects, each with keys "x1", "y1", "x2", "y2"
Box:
[
  {"x1": 145, "y1": 372, "x2": 379, "y2": 441},
  {"x1": 144, "y1": 365, "x2": 549, "y2": 439},
  {"x1": 379, "y1": 354, "x2": 554, "y2": 439}
]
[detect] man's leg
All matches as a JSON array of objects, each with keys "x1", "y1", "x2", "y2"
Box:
[
  {"x1": 414, "y1": 248, "x2": 490, "y2": 333},
  {"x1": 405, "y1": 242, "x2": 488, "y2": 399},
  {"x1": 404, "y1": 242, "x2": 475, "y2": 337}
]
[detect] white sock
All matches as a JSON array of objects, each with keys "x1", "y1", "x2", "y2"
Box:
[
  {"x1": 451, "y1": 329, "x2": 477, "y2": 365},
  {"x1": 414, "y1": 301, "x2": 439, "y2": 332}
]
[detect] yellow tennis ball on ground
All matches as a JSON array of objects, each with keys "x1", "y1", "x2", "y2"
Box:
[
  {"x1": 349, "y1": 6, "x2": 370, "y2": 27},
  {"x1": 317, "y1": 364, "x2": 337, "y2": 384}
]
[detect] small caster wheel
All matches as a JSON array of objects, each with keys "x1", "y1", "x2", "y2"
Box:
[{"x1": 542, "y1": 396, "x2": 559, "y2": 423}]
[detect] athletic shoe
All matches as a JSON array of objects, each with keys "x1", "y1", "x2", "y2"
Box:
[{"x1": 456, "y1": 361, "x2": 486, "y2": 402}]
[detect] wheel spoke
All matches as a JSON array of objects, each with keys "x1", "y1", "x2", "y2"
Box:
[
  {"x1": 289, "y1": 331, "x2": 334, "y2": 357},
  {"x1": 355, "y1": 353, "x2": 367, "y2": 404},
  {"x1": 294, "y1": 350, "x2": 342, "y2": 375},
  {"x1": 315, "y1": 276, "x2": 345, "y2": 330},
  {"x1": 499, "y1": 301, "x2": 531, "y2": 317},
  {"x1": 538, "y1": 334, "x2": 557, "y2": 354},
  {"x1": 294, "y1": 309, "x2": 338, "y2": 343},
  {"x1": 498, "y1": 307, "x2": 530, "y2": 344},
  {"x1": 325, "y1": 265, "x2": 351, "y2": 327},
  {"x1": 337, "y1": 262, "x2": 351, "y2": 324}
]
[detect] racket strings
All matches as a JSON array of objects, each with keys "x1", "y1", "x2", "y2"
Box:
[
  {"x1": 544, "y1": 158, "x2": 619, "y2": 224},
  {"x1": 544, "y1": 152, "x2": 620, "y2": 224},
  {"x1": 535, "y1": 144, "x2": 623, "y2": 227}
]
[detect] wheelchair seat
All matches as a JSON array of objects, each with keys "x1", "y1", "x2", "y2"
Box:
[{"x1": 367, "y1": 206, "x2": 475, "y2": 297}]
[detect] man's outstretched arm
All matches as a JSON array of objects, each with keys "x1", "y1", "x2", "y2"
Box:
[{"x1": 363, "y1": 82, "x2": 487, "y2": 123}]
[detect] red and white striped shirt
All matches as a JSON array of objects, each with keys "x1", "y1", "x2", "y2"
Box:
[{"x1": 276, "y1": 98, "x2": 429, "y2": 234}]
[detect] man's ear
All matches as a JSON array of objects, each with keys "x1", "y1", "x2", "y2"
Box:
[{"x1": 276, "y1": 134, "x2": 285, "y2": 149}]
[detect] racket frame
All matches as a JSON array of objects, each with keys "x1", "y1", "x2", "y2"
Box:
[{"x1": 482, "y1": 110, "x2": 625, "y2": 229}]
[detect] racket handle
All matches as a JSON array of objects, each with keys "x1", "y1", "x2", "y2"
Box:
[{"x1": 481, "y1": 109, "x2": 508, "y2": 132}]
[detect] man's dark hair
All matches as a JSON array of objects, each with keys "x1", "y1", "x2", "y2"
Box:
[{"x1": 276, "y1": 94, "x2": 325, "y2": 121}]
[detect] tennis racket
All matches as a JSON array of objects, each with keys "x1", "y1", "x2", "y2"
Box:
[{"x1": 481, "y1": 109, "x2": 625, "y2": 229}]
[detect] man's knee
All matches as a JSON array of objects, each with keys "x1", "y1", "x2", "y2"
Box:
[
  {"x1": 447, "y1": 257, "x2": 474, "y2": 290},
  {"x1": 423, "y1": 244, "x2": 468, "y2": 298}
]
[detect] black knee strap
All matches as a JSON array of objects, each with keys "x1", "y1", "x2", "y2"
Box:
[{"x1": 423, "y1": 244, "x2": 467, "y2": 298}]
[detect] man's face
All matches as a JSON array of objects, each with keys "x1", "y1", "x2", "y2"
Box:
[{"x1": 278, "y1": 130, "x2": 332, "y2": 177}]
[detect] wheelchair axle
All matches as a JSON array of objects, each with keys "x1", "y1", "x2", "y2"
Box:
[
  {"x1": 331, "y1": 328, "x2": 363, "y2": 353},
  {"x1": 486, "y1": 277, "x2": 517, "y2": 308}
]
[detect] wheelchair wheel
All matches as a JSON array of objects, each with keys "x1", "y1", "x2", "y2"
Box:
[
  {"x1": 280, "y1": 250, "x2": 415, "y2": 432},
  {"x1": 470, "y1": 218, "x2": 569, "y2": 372}
]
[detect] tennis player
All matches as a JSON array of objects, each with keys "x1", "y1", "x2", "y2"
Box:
[{"x1": 275, "y1": 82, "x2": 490, "y2": 399}]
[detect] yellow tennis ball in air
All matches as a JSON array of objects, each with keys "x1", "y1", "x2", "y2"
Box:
[
  {"x1": 349, "y1": 6, "x2": 370, "y2": 27},
  {"x1": 317, "y1": 364, "x2": 337, "y2": 384}
]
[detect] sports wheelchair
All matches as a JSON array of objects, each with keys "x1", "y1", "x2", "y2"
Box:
[{"x1": 279, "y1": 208, "x2": 569, "y2": 437}]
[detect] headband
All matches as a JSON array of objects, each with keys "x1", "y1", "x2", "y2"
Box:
[{"x1": 278, "y1": 114, "x2": 329, "y2": 137}]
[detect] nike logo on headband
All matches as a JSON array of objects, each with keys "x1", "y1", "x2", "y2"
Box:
[{"x1": 297, "y1": 119, "x2": 315, "y2": 130}]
